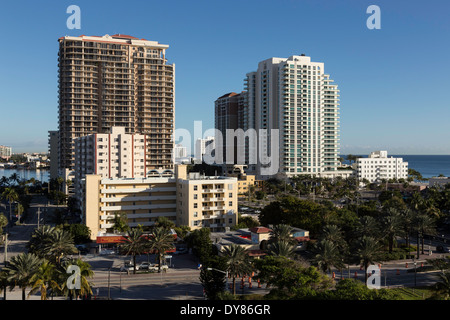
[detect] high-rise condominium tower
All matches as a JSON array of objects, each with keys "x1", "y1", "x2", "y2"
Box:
[
  {"x1": 220, "y1": 55, "x2": 340, "y2": 178},
  {"x1": 57, "y1": 34, "x2": 174, "y2": 174}
]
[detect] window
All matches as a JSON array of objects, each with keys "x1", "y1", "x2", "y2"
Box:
[
  {"x1": 193, "y1": 186, "x2": 198, "y2": 191},
  {"x1": 194, "y1": 194, "x2": 197, "y2": 200},
  {"x1": 193, "y1": 212, "x2": 198, "y2": 217},
  {"x1": 229, "y1": 201, "x2": 233, "y2": 206},
  {"x1": 194, "y1": 203, "x2": 198, "y2": 208}
]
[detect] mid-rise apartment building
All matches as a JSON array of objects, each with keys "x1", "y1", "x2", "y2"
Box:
[
  {"x1": 74, "y1": 127, "x2": 146, "y2": 210},
  {"x1": 356, "y1": 151, "x2": 408, "y2": 183},
  {"x1": 84, "y1": 165, "x2": 238, "y2": 241},
  {"x1": 57, "y1": 34, "x2": 174, "y2": 175}
]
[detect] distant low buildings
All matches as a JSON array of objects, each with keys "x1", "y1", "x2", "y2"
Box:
[
  {"x1": 429, "y1": 176, "x2": 450, "y2": 189},
  {"x1": 356, "y1": 151, "x2": 408, "y2": 183}
]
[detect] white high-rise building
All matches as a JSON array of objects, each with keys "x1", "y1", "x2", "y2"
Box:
[
  {"x1": 244, "y1": 55, "x2": 341, "y2": 178},
  {"x1": 356, "y1": 151, "x2": 408, "y2": 183},
  {"x1": 195, "y1": 136, "x2": 215, "y2": 163}
]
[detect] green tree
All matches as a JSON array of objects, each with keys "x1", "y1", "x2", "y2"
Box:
[
  {"x1": 3, "y1": 253, "x2": 42, "y2": 300},
  {"x1": 185, "y1": 228, "x2": 213, "y2": 263},
  {"x1": 28, "y1": 260, "x2": 61, "y2": 300},
  {"x1": 380, "y1": 208, "x2": 403, "y2": 253},
  {"x1": 199, "y1": 255, "x2": 229, "y2": 300},
  {"x1": 2, "y1": 187, "x2": 19, "y2": 220},
  {"x1": 254, "y1": 255, "x2": 332, "y2": 299},
  {"x1": 312, "y1": 239, "x2": 344, "y2": 274},
  {"x1": 352, "y1": 236, "x2": 383, "y2": 285},
  {"x1": 267, "y1": 240, "x2": 297, "y2": 258},
  {"x1": 27, "y1": 225, "x2": 57, "y2": 257},
  {"x1": 148, "y1": 227, "x2": 175, "y2": 272},
  {"x1": 0, "y1": 213, "x2": 8, "y2": 236},
  {"x1": 112, "y1": 212, "x2": 129, "y2": 233},
  {"x1": 42, "y1": 228, "x2": 78, "y2": 266},
  {"x1": 120, "y1": 228, "x2": 146, "y2": 274},
  {"x1": 222, "y1": 244, "x2": 253, "y2": 295},
  {"x1": 61, "y1": 258, "x2": 94, "y2": 300}
]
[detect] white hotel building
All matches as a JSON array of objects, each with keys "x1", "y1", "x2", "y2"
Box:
[{"x1": 356, "y1": 151, "x2": 408, "y2": 183}]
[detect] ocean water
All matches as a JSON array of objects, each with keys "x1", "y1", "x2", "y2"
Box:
[
  {"x1": 394, "y1": 155, "x2": 450, "y2": 179},
  {"x1": 342, "y1": 155, "x2": 450, "y2": 179}
]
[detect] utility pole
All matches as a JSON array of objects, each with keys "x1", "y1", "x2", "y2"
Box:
[
  {"x1": 3, "y1": 233, "x2": 7, "y2": 266},
  {"x1": 37, "y1": 207, "x2": 41, "y2": 228}
]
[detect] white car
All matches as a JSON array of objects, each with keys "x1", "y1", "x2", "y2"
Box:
[
  {"x1": 138, "y1": 262, "x2": 151, "y2": 270},
  {"x1": 148, "y1": 264, "x2": 169, "y2": 272},
  {"x1": 120, "y1": 264, "x2": 139, "y2": 272}
]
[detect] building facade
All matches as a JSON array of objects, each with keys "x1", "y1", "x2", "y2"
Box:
[
  {"x1": 356, "y1": 151, "x2": 408, "y2": 183},
  {"x1": 57, "y1": 34, "x2": 174, "y2": 175},
  {"x1": 84, "y1": 165, "x2": 238, "y2": 240},
  {"x1": 217, "y1": 55, "x2": 341, "y2": 179},
  {"x1": 0, "y1": 145, "x2": 12, "y2": 160}
]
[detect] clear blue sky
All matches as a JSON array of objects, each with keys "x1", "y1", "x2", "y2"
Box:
[{"x1": 0, "y1": 0, "x2": 449, "y2": 155}]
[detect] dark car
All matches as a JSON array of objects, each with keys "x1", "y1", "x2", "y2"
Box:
[{"x1": 436, "y1": 245, "x2": 450, "y2": 253}]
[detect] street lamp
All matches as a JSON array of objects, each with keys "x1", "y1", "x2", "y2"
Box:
[{"x1": 207, "y1": 267, "x2": 229, "y2": 292}]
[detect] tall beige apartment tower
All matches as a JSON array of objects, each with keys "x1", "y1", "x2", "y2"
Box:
[{"x1": 57, "y1": 34, "x2": 174, "y2": 176}]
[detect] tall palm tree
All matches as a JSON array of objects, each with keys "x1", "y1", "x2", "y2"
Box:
[
  {"x1": 312, "y1": 239, "x2": 344, "y2": 275},
  {"x1": 380, "y1": 208, "x2": 403, "y2": 253},
  {"x1": 355, "y1": 216, "x2": 380, "y2": 240},
  {"x1": 8, "y1": 173, "x2": 19, "y2": 186},
  {"x1": 352, "y1": 236, "x2": 382, "y2": 285},
  {"x1": 2, "y1": 187, "x2": 19, "y2": 220},
  {"x1": 120, "y1": 228, "x2": 146, "y2": 274},
  {"x1": 269, "y1": 224, "x2": 295, "y2": 244},
  {"x1": 0, "y1": 270, "x2": 10, "y2": 300},
  {"x1": 27, "y1": 225, "x2": 57, "y2": 257},
  {"x1": 42, "y1": 229, "x2": 78, "y2": 266},
  {"x1": 28, "y1": 260, "x2": 61, "y2": 300},
  {"x1": 222, "y1": 244, "x2": 253, "y2": 295},
  {"x1": 148, "y1": 227, "x2": 175, "y2": 272},
  {"x1": 60, "y1": 258, "x2": 94, "y2": 300},
  {"x1": 3, "y1": 253, "x2": 42, "y2": 300},
  {"x1": 412, "y1": 211, "x2": 436, "y2": 257},
  {"x1": 433, "y1": 271, "x2": 450, "y2": 300},
  {"x1": 267, "y1": 240, "x2": 296, "y2": 258}
]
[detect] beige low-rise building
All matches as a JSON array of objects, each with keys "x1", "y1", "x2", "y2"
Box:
[{"x1": 84, "y1": 165, "x2": 238, "y2": 240}]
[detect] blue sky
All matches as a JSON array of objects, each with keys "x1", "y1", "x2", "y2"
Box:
[{"x1": 0, "y1": 0, "x2": 449, "y2": 155}]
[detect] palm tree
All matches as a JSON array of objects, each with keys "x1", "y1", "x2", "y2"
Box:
[
  {"x1": 412, "y1": 212, "x2": 436, "y2": 257},
  {"x1": 433, "y1": 271, "x2": 450, "y2": 300},
  {"x1": 8, "y1": 173, "x2": 20, "y2": 186},
  {"x1": 269, "y1": 224, "x2": 296, "y2": 244},
  {"x1": 148, "y1": 227, "x2": 175, "y2": 272},
  {"x1": 222, "y1": 244, "x2": 253, "y2": 295},
  {"x1": 267, "y1": 240, "x2": 296, "y2": 258},
  {"x1": 28, "y1": 260, "x2": 61, "y2": 300},
  {"x1": 27, "y1": 225, "x2": 57, "y2": 257},
  {"x1": 42, "y1": 229, "x2": 78, "y2": 266},
  {"x1": 312, "y1": 239, "x2": 344, "y2": 275},
  {"x1": 3, "y1": 253, "x2": 42, "y2": 300},
  {"x1": 60, "y1": 258, "x2": 94, "y2": 300},
  {"x1": 120, "y1": 228, "x2": 146, "y2": 274},
  {"x1": 0, "y1": 270, "x2": 10, "y2": 300},
  {"x1": 380, "y1": 208, "x2": 403, "y2": 253},
  {"x1": 352, "y1": 236, "x2": 382, "y2": 285},
  {"x1": 355, "y1": 216, "x2": 380, "y2": 240},
  {"x1": 2, "y1": 187, "x2": 19, "y2": 220}
]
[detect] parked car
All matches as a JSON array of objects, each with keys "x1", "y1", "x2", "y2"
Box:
[
  {"x1": 138, "y1": 262, "x2": 151, "y2": 270},
  {"x1": 148, "y1": 264, "x2": 169, "y2": 272},
  {"x1": 120, "y1": 264, "x2": 139, "y2": 272},
  {"x1": 436, "y1": 246, "x2": 450, "y2": 253}
]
